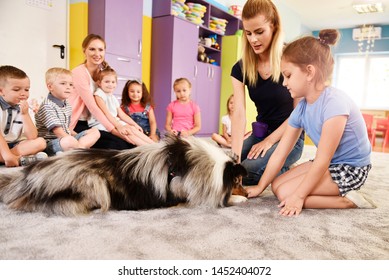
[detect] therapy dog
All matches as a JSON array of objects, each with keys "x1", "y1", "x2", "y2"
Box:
[{"x1": 0, "y1": 136, "x2": 247, "y2": 216}]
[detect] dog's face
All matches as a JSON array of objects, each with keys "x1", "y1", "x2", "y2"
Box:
[
  {"x1": 232, "y1": 176, "x2": 248, "y2": 197},
  {"x1": 224, "y1": 150, "x2": 248, "y2": 197},
  {"x1": 222, "y1": 162, "x2": 248, "y2": 205}
]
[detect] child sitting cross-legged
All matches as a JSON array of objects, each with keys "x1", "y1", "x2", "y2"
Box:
[
  {"x1": 93, "y1": 67, "x2": 154, "y2": 146},
  {"x1": 0, "y1": 65, "x2": 47, "y2": 167},
  {"x1": 35, "y1": 67, "x2": 100, "y2": 156},
  {"x1": 121, "y1": 79, "x2": 160, "y2": 142}
]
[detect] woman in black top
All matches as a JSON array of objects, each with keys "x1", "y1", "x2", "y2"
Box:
[{"x1": 231, "y1": 0, "x2": 304, "y2": 185}]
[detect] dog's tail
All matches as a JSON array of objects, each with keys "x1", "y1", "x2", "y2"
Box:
[{"x1": 0, "y1": 169, "x2": 22, "y2": 201}]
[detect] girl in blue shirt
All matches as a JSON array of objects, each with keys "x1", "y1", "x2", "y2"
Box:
[{"x1": 246, "y1": 29, "x2": 374, "y2": 216}]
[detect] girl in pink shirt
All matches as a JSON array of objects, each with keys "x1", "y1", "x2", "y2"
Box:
[{"x1": 165, "y1": 78, "x2": 201, "y2": 137}]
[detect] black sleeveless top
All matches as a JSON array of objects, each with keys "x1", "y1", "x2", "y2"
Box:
[{"x1": 231, "y1": 60, "x2": 294, "y2": 133}]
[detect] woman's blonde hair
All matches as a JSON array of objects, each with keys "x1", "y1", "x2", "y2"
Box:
[
  {"x1": 241, "y1": 0, "x2": 284, "y2": 86},
  {"x1": 282, "y1": 29, "x2": 340, "y2": 87}
]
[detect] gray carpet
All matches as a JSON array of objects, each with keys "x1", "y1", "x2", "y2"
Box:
[{"x1": 0, "y1": 145, "x2": 388, "y2": 260}]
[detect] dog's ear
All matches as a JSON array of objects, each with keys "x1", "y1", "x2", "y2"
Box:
[{"x1": 233, "y1": 163, "x2": 247, "y2": 178}]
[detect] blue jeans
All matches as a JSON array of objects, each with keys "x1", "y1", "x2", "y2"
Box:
[
  {"x1": 241, "y1": 134, "x2": 304, "y2": 185},
  {"x1": 45, "y1": 131, "x2": 87, "y2": 156}
]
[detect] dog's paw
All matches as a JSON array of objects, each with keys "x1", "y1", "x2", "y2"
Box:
[{"x1": 228, "y1": 195, "x2": 248, "y2": 206}]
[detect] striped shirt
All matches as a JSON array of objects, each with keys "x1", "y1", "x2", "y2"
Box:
[{"x1": 35, "y1": 93, "x2": 72, "y2": 140}]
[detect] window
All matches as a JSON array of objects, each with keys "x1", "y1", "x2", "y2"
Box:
[{"x1": 333, "y1": 54, "x2": 389, "y2": 110}]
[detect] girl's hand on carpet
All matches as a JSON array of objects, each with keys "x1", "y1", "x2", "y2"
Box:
[
  {"x1": 246, "y1": 186, "x2": 264, "y2": 198},
  {"x1": 278, "y1": 195, "x2": 303, "y2": 216}
]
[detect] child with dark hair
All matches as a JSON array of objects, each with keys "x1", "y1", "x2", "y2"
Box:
[
  {"x1": 121, "y1": 79, "x2": 160, "y2": 142},
  {"x1": 94, "y1": 67, "x2": 153, "y2": 146}
]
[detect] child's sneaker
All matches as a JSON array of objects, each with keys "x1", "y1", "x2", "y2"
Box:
[{"x1": 19, "y1": 152, "x2": 48, "y2": 166}]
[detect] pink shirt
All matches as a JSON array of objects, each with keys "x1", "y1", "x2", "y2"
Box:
[
  {"x1": 69, "y1": 64, "x2": 115, "y2": 132},
  {"x1": 166, "y1": 100, "x2": 200, "y2": 131}
]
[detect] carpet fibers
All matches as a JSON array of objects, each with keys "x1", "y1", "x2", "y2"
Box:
[{"x1": 0, "y1": 145, "x2": 388, "y2": 260}]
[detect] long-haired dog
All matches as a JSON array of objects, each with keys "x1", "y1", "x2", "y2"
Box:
[{"x1": 0, "y1": 136, "x2": 247, "y2": 216}]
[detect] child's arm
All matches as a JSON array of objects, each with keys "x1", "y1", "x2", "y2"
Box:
[
  {"x1": 147, "y1": 108, "x2": 159, "y2": 141},
  {"x1": 183, "y1": 112, "x2": 201, "y2": 137},
  {"x1": 278, "y1": 115, "x2": 347, "y2": 215},
  {"x1": 246, "y1": 125, "x2": 303, "y2": 197},
  {"x1": 19, "y1": 100, "x2": 38, "y2": 139},
  {"x1": 52, "y1": 126, "x2": 71, "y2": 138},
  {"x1": 37, "y1": 102, "x2": 71, "y2": 138},
  {"x1": 117, "y1": 107, "x2": 143, "y2": 132},
  {"x1": 0, "y1": 135, "x2": 19, "y2": 167},
  {"x1": 94, "y1": 96, "x2": 127, "y2": 133},
  {"x1": 165, "y1": 111, "x2": 174, "y2": 134}
]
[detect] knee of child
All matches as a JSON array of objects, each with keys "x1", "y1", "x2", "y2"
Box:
[
  {"x1": 274, "y1": 188, "x2": 287, "y2": 202},
  {"x1": 271, "y1": 179, "x2": 284, "y2": 200},
  {"x1": 61, "y1": 135, "x2": 79, "y2": 149},
  {"x1": 35, "y1": 137, "x2": 47, "y2": 150},
  {"x1": 89, "y1": 127, "x2": 100, "y2": 138}
]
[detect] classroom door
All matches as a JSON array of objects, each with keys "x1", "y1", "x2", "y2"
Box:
[{"x1": 0, "y1": 0, "x2": 68, "y2": 103}]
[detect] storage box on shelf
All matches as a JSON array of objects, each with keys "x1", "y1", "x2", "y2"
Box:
[
  {"x1": 88, "y1": 0, "x2": 143, "y2": 99},
  {"x1": 153, "y1": 0, "x2": 241, "y2": 66},
  {"x1": 151, "y1": 0, "x2": 242, "y2": 136}
]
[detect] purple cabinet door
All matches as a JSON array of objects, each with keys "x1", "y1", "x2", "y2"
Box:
[
  {"x1": 105, "y1": 0, "x2": 142, "y2": 59},
  {"x1": 89, "y1": 0, "x2": 143, "y2": 59},
  {"x1": 171, "y1": 17, "x2": 199, "y2": 99},
  {"x1": 151, "y1": 16, "x2": 198, "y2": 131},
  {"x1": 194, "y1": 63, "x2": 221, "y2": 136}
]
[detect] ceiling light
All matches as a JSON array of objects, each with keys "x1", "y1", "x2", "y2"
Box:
[{"x1": 352, "y1": 2, "x2": 384, "y2": 14}]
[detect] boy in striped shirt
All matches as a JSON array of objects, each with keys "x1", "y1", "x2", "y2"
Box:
[{"x1": 35, "y1": 68, "x2": 100, "y2": 156}]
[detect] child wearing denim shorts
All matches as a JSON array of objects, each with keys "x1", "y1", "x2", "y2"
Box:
[{"x1": 35, "y1": 67, "x2": 100, "y2": 156}]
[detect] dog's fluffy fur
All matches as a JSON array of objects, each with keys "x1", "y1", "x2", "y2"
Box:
[{"x1": 0, "y1": 136, "x2": 247, "y2": 216}]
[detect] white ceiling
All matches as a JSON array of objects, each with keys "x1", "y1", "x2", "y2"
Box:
[{"x1": 282, "y1": 0, "x2": 389, "y2": 30}]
